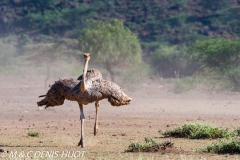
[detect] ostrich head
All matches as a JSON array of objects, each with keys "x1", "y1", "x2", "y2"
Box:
[
  {"x1": 84, "y1": 53, "x2": 90, "y2": 61},
  {"x1": 108, "y1": 88, "x2": 132, "y2": 106}
]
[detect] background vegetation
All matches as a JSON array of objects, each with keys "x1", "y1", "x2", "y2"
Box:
[
  {"x1": 162, "y1": 123, "x2": 237, "y2": 139},
  {"x1": 78, "y1": 19, "x2": 142, "y2": 82},
  {"x1": 1, "y1": 0, "x2": 240, "y2": 92}
]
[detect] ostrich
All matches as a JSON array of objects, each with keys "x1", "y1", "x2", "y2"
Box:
[{"x1": 37, "y1": 53, "x2": 132, "y2": 147}]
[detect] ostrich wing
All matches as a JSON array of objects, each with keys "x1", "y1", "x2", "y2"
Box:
[
  {"x1": 77, "y1": 68, "x2": 102, "y2": 84},
  {"x1": 37, "y1": 69, "x2": 103, "y2": 108}
]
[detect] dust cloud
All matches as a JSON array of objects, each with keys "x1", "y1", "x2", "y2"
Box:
[{"x1": 0, "y1": 43, "x2": 240, "y2": 159}]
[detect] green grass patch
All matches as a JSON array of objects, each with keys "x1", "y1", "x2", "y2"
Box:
[
  {"x1": 236, "y1": 128, "x2": 240, "y2": 136},
  {"x1": 125, "y1": 138, "x2": 174, "y2": 152},
  {"x1": 27, "y1": 130, "x2": 40, "y2": 137},
  {"x1": 162, "y1": 123, "x2": 236, "y2": 139},
  {"x1": 202, "y1": 138, "x2": 240, "y2": 154}
]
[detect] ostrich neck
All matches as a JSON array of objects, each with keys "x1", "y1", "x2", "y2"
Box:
[{"x1": 80, "y1": 59, "x2": 89, "y2": 93}]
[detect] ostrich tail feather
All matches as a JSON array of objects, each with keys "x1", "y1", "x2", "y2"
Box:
[{"x1": 37, "y1": 80, "x2": 68, "y2": 107}]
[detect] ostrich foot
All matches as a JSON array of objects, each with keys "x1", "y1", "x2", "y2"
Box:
[
  {"x1": 94, "y1": 126, "x2": 98, "y2": 136},
  {"x1": 78, "y1": 139, "x2": 84, "y2": 148}
]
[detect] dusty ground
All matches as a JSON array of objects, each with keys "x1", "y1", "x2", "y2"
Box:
[{"x1": 0, "y1": 75, "x2": 240, "y2": 160}]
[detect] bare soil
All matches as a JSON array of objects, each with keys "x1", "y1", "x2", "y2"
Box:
[{"x1": 0, "y1": 76, "x2": 240, "y2": 160}]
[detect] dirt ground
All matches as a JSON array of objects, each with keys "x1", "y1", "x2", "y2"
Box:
[{"x1": 0, "y1": 75, "x2": 240, "y2": 160}]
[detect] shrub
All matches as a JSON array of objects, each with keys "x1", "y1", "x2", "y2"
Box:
[
  {"x1": 28, "y1": 130, "x2": 40, "y2": 137},
  {"x1": 202, "y1": 138, "x2": 240, "y2": 154},
  {"x1": 79, "y1": 19, "x2": 142, "y2": 82},
  {"x1": 162, "y1": 123, "x2": 236, "y2": 139},
  {"x1": 190, "y1": 38, "x2": 240, "y2": 92},
  {"x1": 151, "y1": 44, "x2": 190, "y2": 78},
  {"x1": 125, "y1": 138, "x2": 173, "y2": 152},
  {"x1": 236, "y1": 128, "x2": 240, "y2": 136}
]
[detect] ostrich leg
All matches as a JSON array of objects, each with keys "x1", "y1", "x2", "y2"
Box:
[
  {"x1": 78, "y1": 103, "x2": 85, "y2": 147},
  {"x1": 94, "y1": 101, "x2": 100, "y2": 136}
]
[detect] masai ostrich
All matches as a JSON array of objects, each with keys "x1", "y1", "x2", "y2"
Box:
[{"x1": 37, "y1": 53, "x2": 132, "y2": 147}]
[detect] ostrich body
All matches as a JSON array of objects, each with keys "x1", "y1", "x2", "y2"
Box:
[{"x1": 37, "y1": 53, "x2": 132, "y2": 147}]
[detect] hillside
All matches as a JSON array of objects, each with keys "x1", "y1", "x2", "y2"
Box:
[{"x1": 0, "y1": 0, "x2": 240, "y2": 51}]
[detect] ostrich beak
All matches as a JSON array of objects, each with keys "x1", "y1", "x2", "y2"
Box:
[{"x1": 124, "y1": 97, "x2": 132, "y2": 104}]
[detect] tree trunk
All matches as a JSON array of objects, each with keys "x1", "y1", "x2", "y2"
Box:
[
  {"x1": 40, "y1": 3, "x2": 45, "y2": 16},
  {"x1": 105, "y1": 62, "x2": 115, "y2": 82},
  {"x1": 155, "y1": 64, "x2": 161, "y2": 77},
  {"x1": 45, "y1": 65, "x2": 50, "y2": 89},
  {"x1": 230, "y1": 76, "x2": 240, "y2": 92}
]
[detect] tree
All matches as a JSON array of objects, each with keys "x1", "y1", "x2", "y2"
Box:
[
  {"x1": 24, "y1": 38, "x2": 81, "y2": 88},
  {"x1": 151, "y1": 44, "x2": 197, "y2": 78},
  {"x1": 200, "y1": 0, "x2": 232, "y2": 11},
  {"x1": 78, "y1": 19, "x2": 142, "y2": 82},
  {"x1": 20, "y1": 0, "x2": 57, "y2": 15},
  {"x1": 191, "y1": 38, "x2": 240, "y2": 92}
]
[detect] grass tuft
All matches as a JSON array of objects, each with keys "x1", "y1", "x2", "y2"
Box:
[
  {"x1": 27, "y1": 130, "x2": 40, "y2": 137},
  {"x1": 162, "y1": 123, "x2": 236, "y2": 139},
  {"x1": 201, "y1": 138, "x2": 240, "y2": 154},
  {"x1": 125, "y1": 138, "x2": 173, "y2": 152}
]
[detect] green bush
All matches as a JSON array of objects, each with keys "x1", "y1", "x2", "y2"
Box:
[
  {"x1": 62, "y1": 5, "x2": 97, "y2": 30},
  {"x1": 167, "y1": 13, "x2": 189, "y2": 28},
  {"x1": 236, "y1": 128, "x2": 240, "y2": 136},
  {"x1": 151, "y1": 44, "x2": 198, "y2": 78},
  {"x1": 79, "y1": 19, "x2": 142, "y2": 82},
  {"x1": 202, "y1": 138, "x2": 240, "y2": 154},
  {"x1": 211, "y1": 6, "x2": 240, "y2": 34},
  {"x1": 190, "y1": 38, "x2": 240, "y2": 92},
  {"x1": 162, "y1": 123, "x2": 236, "y2": 139},
  {"x1": 24, "y1": 11, "x2": 63, "y2": 30},
  {"x1": 28, "y1": 130, "x2": 40, "y2": 137},
  {"x1": 125, "y1": 138, "x2": 174, "y2": 152}
]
